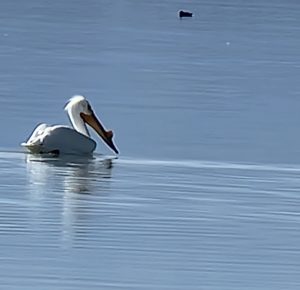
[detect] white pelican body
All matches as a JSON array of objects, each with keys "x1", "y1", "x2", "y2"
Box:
[{"x1": 22, "y1": 95, "x2": 119, "y2": 155}]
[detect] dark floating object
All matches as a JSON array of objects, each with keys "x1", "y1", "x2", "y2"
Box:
[{"x1": 178, "y1": 10, "x2": 193, "y2": 18}]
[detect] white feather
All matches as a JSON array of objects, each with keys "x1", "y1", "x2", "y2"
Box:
[{"x1": 22, "y1": 96, "x2": 97, "y2": 155}]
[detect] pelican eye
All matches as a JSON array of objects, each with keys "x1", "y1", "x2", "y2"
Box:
[{"x1": 87, "y1": 103, "x2": 92, "y2": 112}]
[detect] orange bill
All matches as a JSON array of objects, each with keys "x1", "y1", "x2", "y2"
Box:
[{"x1": 81, "y1": 112, "x2": 119, "y2": 154}]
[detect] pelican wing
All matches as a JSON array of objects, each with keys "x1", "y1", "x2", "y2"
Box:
[
  {"x1": 23, "y1": 123, "x2": 48, "y2": 143},
  {"x1": 22, "y1": 125, "x2": 96, "y2": 155},
  {"x1": 21, "y1": 123, "x2": 50, "y2": 153}
]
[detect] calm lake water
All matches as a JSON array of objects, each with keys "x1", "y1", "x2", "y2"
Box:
[{"x1": 1, "y1": 0, "x2": 300, "y2": 289}]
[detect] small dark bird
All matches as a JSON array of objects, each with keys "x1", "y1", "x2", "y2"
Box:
[{"x1": 178, "y1": 10, "x2": 193, "y2": 18}]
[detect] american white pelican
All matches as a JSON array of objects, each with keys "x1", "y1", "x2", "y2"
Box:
[{"x1": 22, "y1": 95, "x2": 119, "y2": 155}]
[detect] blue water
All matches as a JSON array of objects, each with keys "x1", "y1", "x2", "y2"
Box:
[{"x1": 0, "y1": 1, "x2": 300, "y2": 289}]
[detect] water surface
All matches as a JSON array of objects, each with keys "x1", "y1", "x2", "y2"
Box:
[{"x1": 0, "y1": 0, "x2": 300, "y2": 289}]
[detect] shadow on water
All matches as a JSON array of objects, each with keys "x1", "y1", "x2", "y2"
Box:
[{"x1": 25, "y1": 153, "x2": 115, "y2": 194}]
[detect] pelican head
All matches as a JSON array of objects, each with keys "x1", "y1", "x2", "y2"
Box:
[{"x1": 65, "y1": 95, "x2": 119, "y2": 154}]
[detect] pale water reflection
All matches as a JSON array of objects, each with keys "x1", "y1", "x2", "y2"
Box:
[
  {"x1": 25, "y1": 154, "x2": 114, "y2": 194},
  {"x1": 24, "y1": 154, "x2": 115, "y2": 247}
]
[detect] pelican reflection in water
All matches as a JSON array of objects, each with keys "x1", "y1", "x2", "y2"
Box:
[
  {"x1": 22, "y1": 95, "x2": 119, "y2": 155},
  {"x1": 25, "y1": 154, "x2": 113, "y2": 194},
  {"x1": 25, "y1": 154, "x2": 114, "y2": 244}
]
